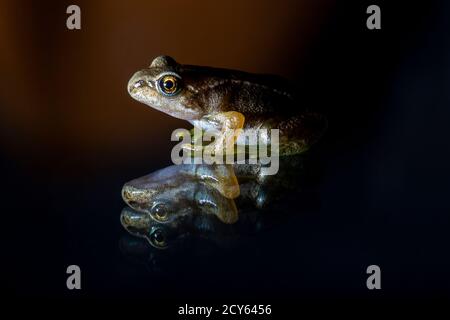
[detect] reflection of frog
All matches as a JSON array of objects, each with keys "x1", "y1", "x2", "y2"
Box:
[
  {"x1": 120, "y1": 201, "x2": 277, "y2": 252},
  {"x1": 120, "y1": 206, "x2": 240, "y2": 250},
  {"x1": 119, "y1": 206, "x2": 269, "y2": 273},
  {"x1": 121, "y1": 157, "x2": 306, "y2": 224},
  {"x1": 119, "y1": 157, "x2": 316, "y2": 272},
  {"x1": 128, "y1": 56, "x2": 326, "y2": 155},
  {"x1": 121, "y1": 164, "x2": 240, "y2": 223}
]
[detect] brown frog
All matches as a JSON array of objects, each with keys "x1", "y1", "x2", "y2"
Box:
[{"x1": 127, "y1": 56, "x2": 326, "y2": 155}]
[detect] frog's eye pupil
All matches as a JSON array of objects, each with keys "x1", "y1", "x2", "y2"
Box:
[
  {"x1": 164, "y1": 80, "x2": 174, "y2": 89},
  {"x1": 158, "y1": 74, "x2": 181, "y2": 96},
  {"x1": 155, "y1": 206, "x2": 167, "y2": 219},
  {"x1": 153, "y1": 230, "x2": 164, "y2": 243},
  {"x1": 151, "y1": 203, "x2": 169, "y2": 222},
  {"x1": 150, "y1": 228, "x2": 166, "y2": 248}
]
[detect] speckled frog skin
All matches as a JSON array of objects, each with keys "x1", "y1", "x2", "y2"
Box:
[{"x1": 128, "y1": 56, "x2": 326, "y2": 155}]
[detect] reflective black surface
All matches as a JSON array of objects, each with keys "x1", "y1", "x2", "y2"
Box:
[{"x1": 3, "y1": 0, "x2": 450, "y2": 303}]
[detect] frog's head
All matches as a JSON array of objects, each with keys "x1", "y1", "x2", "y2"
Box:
[
  {"x1": 121, "y1": 170, "x2": 194, "y2": 224},
  {"x1": 127, "y1": 55, "x2": 203, "y2": 120},
  {"x1": 121, "y1": 165, "x2": 239, "y2": 224}
]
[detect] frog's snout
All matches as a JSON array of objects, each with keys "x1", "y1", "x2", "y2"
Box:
[
  {"x1": 128, "y1": 72, "x2": 144, "y2": 95},
  {"x1": 121, "y1": 187, "x2": 133, "y2": 202},
  {"x1": 122, "y1": 184, "x2": 148, "y2": 209},
  {"x1": 127, "y1": 70, "x2": 153, "y2": 96}
]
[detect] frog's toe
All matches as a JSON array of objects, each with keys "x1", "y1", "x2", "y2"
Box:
[
  {"x1": 212, "y1": 198, "x2": 238, "y2": 224},
  {"x1": 174, "y1": 131, "x2": 189, "y2": 139},
  {"x1": 181, "y1": 143, "x2": 202, "y2": 152},
  {"x1": 208, "y1": 165, "x2": 240, "y2": 199}
]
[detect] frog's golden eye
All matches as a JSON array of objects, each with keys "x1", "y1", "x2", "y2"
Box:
[
  {"x1": 150, "y1": 203, "x2": 169, "y2": 222},
  {"x1": 149, "y1": 228, "x2": 167, "y2": 249},
  {"x1": 157, "y1": 73, "x2": 181, "y2": 96}
]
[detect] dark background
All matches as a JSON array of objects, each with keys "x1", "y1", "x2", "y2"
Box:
[{"x1": 2, "y1": 0, "x2": 450, "y2": 305}]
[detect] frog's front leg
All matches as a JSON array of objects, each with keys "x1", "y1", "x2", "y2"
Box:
[{"x1": 182, "y1": 111, "x2": 245, "y2": 156}]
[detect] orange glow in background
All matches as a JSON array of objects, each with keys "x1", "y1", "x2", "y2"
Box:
[{"x1": 0, "y1": 0, "x2": 334, "y2": 170}]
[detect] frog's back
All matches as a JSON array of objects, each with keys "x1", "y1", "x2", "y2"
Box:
[
  {"x1": 180, "y1": 64, "x2": 298, "y2": 115},
  {"x1": 182, "y1": 64, "x2": 294, "y2": 95}
]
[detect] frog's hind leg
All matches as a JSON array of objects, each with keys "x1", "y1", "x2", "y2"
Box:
[{"x1": 267, "y1": 113, "x2": 327, "y2": 155}]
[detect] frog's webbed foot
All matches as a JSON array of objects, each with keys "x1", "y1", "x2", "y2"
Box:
[
  {"x1": 208, "y1": 165, "x2": 240, "y2": 199},
  {"x1": 195, "y1": 164, "x2": 240, "y2": 199},
  {"x1": 194, "y1": 164, "x2": 240, "y2": 224},
  {"x1": 181, "y1": 111, "x2": 245, "y2": 156}
]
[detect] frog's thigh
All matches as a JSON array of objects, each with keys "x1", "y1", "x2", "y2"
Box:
[{"x1": 263, "y1": 114, "x2": 326, "y2": 155}]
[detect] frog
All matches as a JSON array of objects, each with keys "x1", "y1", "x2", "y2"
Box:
[
  {"x1": 120, "y1": 157, "x2": 309, "y2": 252},
  {"x1": 122, "y1": 156, "x2": 307, "y2": 225},
  {"x1": 127, "y1": 55, "x2": 327, "y2": 156},
  {"x1": 120, "y1": 205, "x2": 263, "y2": 252},
  {"x1": 122, "y1": 164, "x2": 240, "y2": 224}
]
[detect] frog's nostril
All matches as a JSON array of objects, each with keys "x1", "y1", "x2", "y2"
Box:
[
  {"x1": 128, "y1": 79, "x2": 144, "y2": 93},
  {"x1": 135, "y1": 80, "x2": 146, "y2": 88}
]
